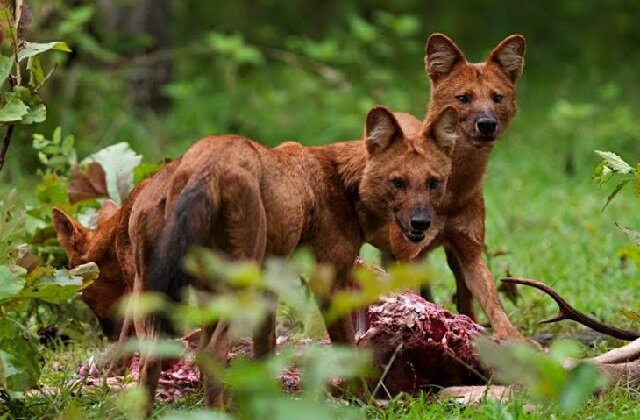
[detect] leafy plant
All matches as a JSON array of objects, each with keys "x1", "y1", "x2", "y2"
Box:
[
  {"x1": 594, "y1": 151, "x2": 640, "y2": 258},
  {"x1": 0, "y1": 0, "x2": 70, "y2": 170},
  {"x1": 0, "y1": 189, "x2": 96, "y2": 397},
  {"x1": 111, "y1": 246, "x2": 433, "y2": 418}
]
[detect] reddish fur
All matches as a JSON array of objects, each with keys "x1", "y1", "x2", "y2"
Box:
[
  {"x1": 391, "y1": 34, "x2": 527, "y2": 341},
  {"x1": 52, "y1": 162, "x2": 180, "y2": 340},
  {"x1": 135, "y1": 106, "x2": 458, "y2": 411},
  {"x1": 52, "y1": 107, "x2": 462, "y2": 412},
  {"x1": 52, "y1": 204, "x2": 128, "y2": 340}
]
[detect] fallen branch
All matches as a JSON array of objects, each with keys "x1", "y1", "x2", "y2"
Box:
[{"x1": 502, "y1": 277, "x2": 640, "y2": 341}]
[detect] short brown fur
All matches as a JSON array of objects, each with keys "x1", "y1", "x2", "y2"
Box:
[
  {"x1": 137, "y1": 106, "x2": 459, "y2": 410},
  {"x1": 391, "y1": 34, "x2": 526, "y2": 341},
  {"x1": 52, "y1": 162, "x2": 180, "y2": 341}
]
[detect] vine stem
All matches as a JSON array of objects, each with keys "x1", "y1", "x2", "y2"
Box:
[{"x1": 0, "y1": 124, "x2": 15, "y2": 170}]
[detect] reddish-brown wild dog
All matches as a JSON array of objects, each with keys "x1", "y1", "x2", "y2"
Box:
[
  {"x1": 389, "y1": 33, "x2": 527, "y2": 341},
  {"x1": 135, "y1": 105, "x2": 459, "y2": 410}
]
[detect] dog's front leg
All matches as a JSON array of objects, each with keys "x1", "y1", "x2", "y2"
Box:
[
  {"x1": 444, "y1": 247, "x2": 476, "y2": 320},
  {"x1": 450, "y1": 238, "x2": 524, "y2": 341}
]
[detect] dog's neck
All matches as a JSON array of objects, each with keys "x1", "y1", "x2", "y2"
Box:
[
  {"x1": 445, "y1": 140, "x2": 492, "y2": 209},
  {"x1": 332, "y1": 140, "x2": 367, "y2": 195},
  {"x1": 329, "y1": 140, "x2": 392, "y2": 250}
]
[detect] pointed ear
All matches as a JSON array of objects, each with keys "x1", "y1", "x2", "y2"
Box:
[
  {"x1": 365, "y1": 106, "x2": 403, "y2": 155},
  {"x1": 96, "y1": 199, "x2": 120, "y2": 226},
  {"x1": 52, "y1": 207, "x2": 87, "y2": 250},
  {"x1": 424, "y1": 33, "x2": 466, "y2": 81},
  {"x1": 488, "y1": 34, "x2": 526, "y2": 82},
  {"x1": 429, "y1": 106, "x2": 458, "y2": 155}
]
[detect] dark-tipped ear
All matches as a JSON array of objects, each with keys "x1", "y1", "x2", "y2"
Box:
[
  {"x1": 429, "y1": 106, "x2": 458, "y2": 155},
  {"x1": 52, "y1": 207, "x2": 87, "y2": 250},
  {"x1": 424, "y1": 33, "x2": 466, "y2": 81},
  {"x1": 96, "y1": 199, "x2": 120, "y2": 227},
  {"x1": 365, "y1": 106, "x2": 403, "y2": 155},
  {"x1": 488, "y1": 34, "x2": 526, "y2": 82}
]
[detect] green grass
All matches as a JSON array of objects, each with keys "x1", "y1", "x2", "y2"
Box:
[
  {"x1": 5, "y1": 73, "x2": 640, "y2": 419},
  {"x1": 11, "y1": 123, "x2": 640, "y2": 419}
]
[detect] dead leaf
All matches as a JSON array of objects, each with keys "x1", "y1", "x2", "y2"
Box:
[
  {"x1": 68, "y1": 162, "x2": 109, "y2": 204},
  {"x1": 17, "y1": 1, "x2": 31, "y2": 40}
]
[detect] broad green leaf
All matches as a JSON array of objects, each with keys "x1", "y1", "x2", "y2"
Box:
[
  {"x1": 0, "y1": 318, "x2": 41, "y2": 393},
  {"x1": 117, "y1": 292, "x2": 170, "y2": 320},
  {"x1": 0, "y1": 55, "x2": 13, "y2": 86},
  {"x1": 17, "y1": 41, "x2": 71, "y2": 62},
  {"x1": 594, "y1": 150, "x2": 634, "y2": 174},
  {"x1": 557, "y1": 362, "x2": 605, "y2": 414},
  {"x1": 300, "y1": 345, "x2": 370, "y2": 400},
  {"x1": 21, "y1": 103, "x2": 46, "y2": 124},
  {"x1": 114, "y1": 386, "x2": 150, "y2": 420},
  {"x1": 61, "y1": 133, "x2": 76, "y2": 158},
  {"x1": 477, "y1": 337, "x2": 567, "y2": 401},
  {"x1": 326, "y1": 260, "x2": 431, "y2": 322},
  {"x1": 0, "y1": 94, "x2": 28, "y2": 122},
  {"x1": 0, "y1": 265, "x2": 26, "y2": 301},
  {"x1": 548, "y1": 339, "x2": 584, "y2": 363},
  {"x1": 0, "y1": 190, "x2": 26, "y2": 261},
  {"x1": 52, "y1": 126, "x2": 61, "y2": 144},
  {"x1": 27, "y1": 56, "x2": 45, "y2": 87},
  {"x1": 127, "y1": 338, "x2": 185, "y2": 359},
  {"x1": 82, "y1": 142, "x2": 142, "y2": 202},
  {"x1": 477, "y1": 337, "x2": 603, "y2": 413},
  {"x1": 16, "y1": 282, "x2": 78, "y2": 305}
]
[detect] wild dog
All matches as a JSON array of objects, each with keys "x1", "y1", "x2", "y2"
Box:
[
  {"x1": 53, "y1": 199, "x2": 129, "y2": 340},
  {"x1": 390, "y1": 34, "x2": 526, "y2": 341},
  {"x1": 136, "y1": 106, "x2": 459, "y2": 410},
  {"x1": 52, "y1": 161, "x2": 180, "y2": 341}
]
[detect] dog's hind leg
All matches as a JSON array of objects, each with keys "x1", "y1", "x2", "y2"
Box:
[{"x1": 219, "y1": 169, "x2": 273, "y2": 359}]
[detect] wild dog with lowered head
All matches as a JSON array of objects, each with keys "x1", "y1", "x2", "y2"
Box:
[
  {"x1": 52, "y1": 199, "x2": 130, "y2": 340},
  {"x1": 137, "y1": 106, "x2": 459, "y2": 410},
  {"x1": 390, "y1": 34, "x2": 526, "y2": 341},
  {"x1": 52, "y1": 161, "x2": 180, "y2": 341}
]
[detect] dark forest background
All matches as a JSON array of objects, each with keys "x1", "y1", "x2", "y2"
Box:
[{"x1": 2, "y1": 0, "x2": 640, "y2": 187}]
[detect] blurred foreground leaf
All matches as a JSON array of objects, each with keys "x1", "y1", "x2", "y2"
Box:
[{"x1": 476, "y1": 337, "x2": 605, "y2": 413}]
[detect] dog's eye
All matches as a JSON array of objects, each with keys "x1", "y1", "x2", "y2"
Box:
[
  {"x1": 391, "y1": 178, "x2": 405, "y2": 190},
  {"x1": 427, "y1": 178, "x2": 441, "y2": 190},
  {"x1": 456, "y1": 95, "x2": 470, "y2": 104},
  {"x1": 493, "y1": 94, "x2": 504, "y2": 103}
]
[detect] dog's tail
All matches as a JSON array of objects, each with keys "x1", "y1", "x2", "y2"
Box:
[{"x1": 146, "y1": 177, "x2": 220, "y2": 333}]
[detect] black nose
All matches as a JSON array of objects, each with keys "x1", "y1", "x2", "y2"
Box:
[
  {"x1": 410, "y1": 215, "x2": 431, "y2": 231},
  {"x1": 476, "y1": 118, "x2": 497, "y2": 135}
]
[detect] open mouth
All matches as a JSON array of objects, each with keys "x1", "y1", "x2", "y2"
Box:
[
  {"x1": 470, "y1": 136, "x2": 496, "y2": 148},
  {"x1": 405, "y1": 230, "x2": 426, "y2": 243}
]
